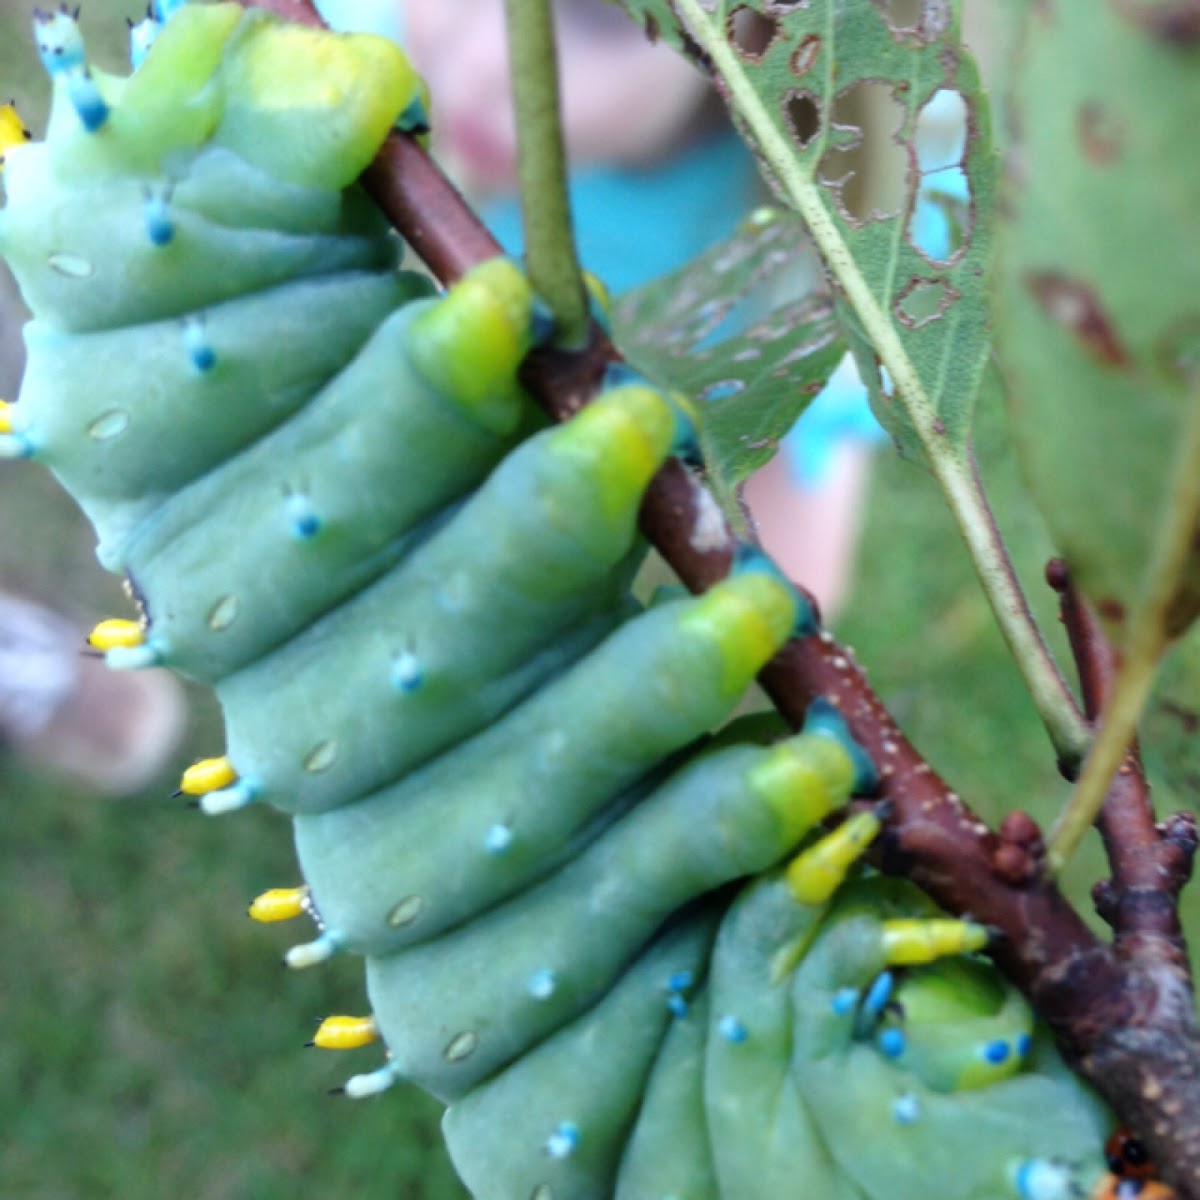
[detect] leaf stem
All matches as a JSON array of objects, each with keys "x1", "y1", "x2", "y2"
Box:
[
  {"x1": 502, "y1": 0, "x2": 589, "y2": 345},
  {"x1": 673, "y1": 0, "x2": 1091, "y2": 768}
]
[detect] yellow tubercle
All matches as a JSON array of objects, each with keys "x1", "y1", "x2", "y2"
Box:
[
  {"x1": 0, "y1": 400, "x2": 13, "y2": 434},
  {"x1": 248, "y1": 885, "x2": 309, "y2": 923},
  {"x1": 748, "y1": 734, "x2": 857, "y2": 846},
  {"x1": 179, "y1": 756, "x2": 237, "y2": 796},
  {"x1": 0, "y1": 103, "x2": 32, "y2": 172},
  {"x1": 680, "y1": 573, "x2": 799, "y2": 699},
  {"x1": 785, "y1": 810, "x2": 882, "y2": 906},
  {"x1": 880, "y1": 918, "x2": 990, "y2": 966},
  {"x1": 87, "y1": 618, "x2": 145, "y2": 651},
  {"x1": 405, "y1": 258, "x2": 536, "y2": 436},
  {"x1": 550, "y1": 385, "x2": 675, "y2": 516},
  {"x1": 312, "y1": 1014, "x2": 379, "y2": 1050},
  {"x1": 215, "y1": 13, "x2": 423, "y2": 190}
]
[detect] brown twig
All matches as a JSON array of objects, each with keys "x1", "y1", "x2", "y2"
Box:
[
  {"x1": 231, "y1": 2, "x2": 1200, "y2": 1190},
  {"x1": 1046, "y1": 561, "x2": 1200, "y2": 1188}
]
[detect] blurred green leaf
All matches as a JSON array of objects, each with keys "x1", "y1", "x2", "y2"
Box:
[
  {"x1": 1145, "y1": 628, "x2": 1200, "y2": 813},
  {"x1": 611, "y1": 0, "x2": 999, "y2": 464},
  {"x1": 612, "y1": 208, "x2": 842, "y2": 528},
  {"x1": 994, "y1": 2, "x2": 1200, "y2": 654}
]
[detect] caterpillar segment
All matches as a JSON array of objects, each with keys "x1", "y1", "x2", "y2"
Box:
[
  {"x1": 613, "y1": 989, "x2": 719, "y2": 1200},
  {"x1": 441, "y1": 910, "x2": 723, "y2": 1200},
  {"x1": 351, "y1": 701, "x2": 867, "y2": 1102},
  {"x1": 0, "y1": 5, "x2": 1122, "y2": 1200},
  {"x1": 705, "y1": 874, "x2": 858, "y2": 1200},
  {"x1": 199, "y1": 382, "x2": 680, "y2": 817},
  {"x1": 292, "y1": 568, "x2": 802, "y2": 962},
  {"x1": 790, "y1": 876, "x2": 1109, "y2": 1200},
  {"x1": 16, "y1": 272, "x2": 424, "y2": 562},
  {"x1": 88, "y1": 269, "x2": 549, "y2": 682}
]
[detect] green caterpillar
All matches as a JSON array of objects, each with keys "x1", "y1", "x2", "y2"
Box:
[{"x1": 0, "y1": 5, "x2": 1120, "y2": 1199}]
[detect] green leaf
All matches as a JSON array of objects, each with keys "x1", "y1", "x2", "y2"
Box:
[
  {"x1": 609, "y1": 1, "x2": 1091, "y2": 766},
  {"x1": 611, "y1": 208, "x2": 843, "y2": 528},
  {"x1": 998, "y1": 5, "x2": 1200, "y2": 866},
  {"x1": 610, "y1": 0, "x2": 999, "y2": 464},
  {"x1": 1146, "y1": 628, "x2": 1200, "y2": 813},
  {"x1": 994, "y1": 2, "x2": 1200, "y2": 652}
]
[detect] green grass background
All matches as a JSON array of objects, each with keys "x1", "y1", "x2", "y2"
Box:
[{"x1": 1, "y1": 2, "x2": 1195, "y2": 1196}]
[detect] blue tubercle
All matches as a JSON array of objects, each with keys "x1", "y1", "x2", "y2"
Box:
[
  {"x1": 390, "y1": 649, "x2": 423, "y2": 693},
  {"x1": 483, "y1": 824, "x2": 513, "y2": 854},
  {"x1": 862, "y1": 970, "x2": 895, "y2": 1020},
  {"x1": 667, "y1": 970, "x2": 694, "y2": 993},
  {"x1": 33, "y1": 6, "x2": 86, "y2": 75},
  {"x1": 182, "y1": 316, "x2": 217, "y2": 373},
  {"x1": 199, "y1": 778, "x2": 259, "y2": 816},
  {"x1": 285, "y1": 492, "x2": 322, "y2": 541},
  {"x1": 802, "y1": 697, "x2": 879, "y2": 794},
  {"x1": 545, "y1": 1121, "x2": 580, "y2": 1160},
  {"x1": 0, "y1": 433, "x2": 35, "y2": 460},
  {"x1": 717, "y1": 1014, "x2": 748, "y2": 1044},
  {"x1": 152, "y1": 0, "x2": 189, "y2": 23},
  {"x1": 731, "y1": 541, "x2": 819, "y2": 637},
  {"x1": 128, "y1": 10, "x2": 161, "y2": 69},
  {"x1": 982, "y1": 1038, "x2": 1011, "y2": 1065},
  {"x1": 396, "y1": 92, "x2": 430, "y2": 137},
  {"x1": 877, "y1": 1027, "x2": 906, "y2": 1060},
  {"x1": 892, "y1": 1093, "x2": 921, "y2": 1125},
  {"x1": 142, "y1": 187, "x2": 174, "y2": 246},
  {"x1": 1012, "y1": 1158, "x2": 1075, "y2": 1200},
  {"x1": 830, "y1": 987, "x2": 858, "y2": 1016},
  {"x1": 527, "y1": 969, "x2": 557, "y2": 1000},
  {"x1": 666, "y1": 994, "x2": 689, "y2": 1018},
  {"x1": 66, "y1": 67, "x2": 109, "y2": 133}
]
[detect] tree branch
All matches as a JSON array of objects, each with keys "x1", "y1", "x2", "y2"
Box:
[{"x1": 1047, "y1": 560, "x2": 1200, "y2": 1191}]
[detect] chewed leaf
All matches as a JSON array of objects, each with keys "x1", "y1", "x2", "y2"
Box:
[
  {"x1": 995, "y1": 2, "x2": 1200, "y2": 654},
  {"x1": 610, "y1": 0, "x2": 998, "y2": 466},
  {"x1": 612, "y1": 209, "x2": 843, "y2": 528}
]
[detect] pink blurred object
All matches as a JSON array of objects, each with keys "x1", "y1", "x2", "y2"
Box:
[{"x1": 0, "y1": 590, "x2": 187, "y2": 794}]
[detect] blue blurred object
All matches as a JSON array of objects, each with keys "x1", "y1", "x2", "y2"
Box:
[{"x1": 481, "y1": 132, "x2": 757, "y2": 295}]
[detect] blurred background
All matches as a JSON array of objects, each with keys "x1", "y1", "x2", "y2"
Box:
[{"x1": 0, "y1": 1, "x2": 1194, "y2": 1197}]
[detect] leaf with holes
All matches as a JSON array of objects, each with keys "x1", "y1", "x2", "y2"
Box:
[
  {"x1": 611, "y1": 208, "x2": 843, "y2": 530},
  {"x1": 609, "y1": 0, "x2": 998, "y2": 467},
  {"x1": 994, "y1": 2, "x2": 1200, "y2": 658}
]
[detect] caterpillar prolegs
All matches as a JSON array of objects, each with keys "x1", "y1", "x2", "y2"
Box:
[{"x1": 0, "y1": 4, "x2": 1127, "y2": 1199}]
